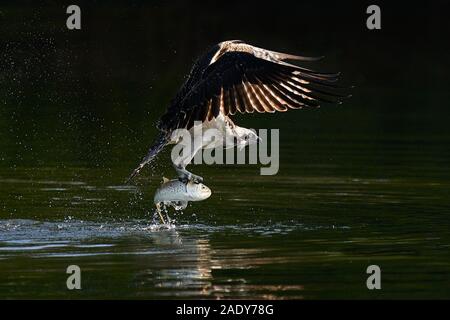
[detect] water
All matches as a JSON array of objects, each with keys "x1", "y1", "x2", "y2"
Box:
[
  {"x1": 1, "y1": 2, "x2": 450, "y2": 299},
  {"x1": 1, "y1": 129, "x2": 450, "y2": 299}
]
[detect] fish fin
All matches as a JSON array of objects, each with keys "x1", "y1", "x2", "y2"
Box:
[
  {"x1": 172, "y1": 201, "x2": 188, "y2": 211},
  {"x1": 154, "y1": 202, "x2": 166, "y2": 224},
  {"x1": 179, "y1": 201, "x2": 188, "y2": 210}
]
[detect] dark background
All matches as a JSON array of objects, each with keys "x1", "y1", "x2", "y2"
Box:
[
  {"x1": 1, "y1": 0, "x2": 450, "y2": 300},
  {"x1": 1, "y1": 0, "x2": 449, "y2": 172}
]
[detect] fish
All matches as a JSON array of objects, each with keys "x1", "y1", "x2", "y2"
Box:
[{"x1": 153, "y1": 177, "x2": 212, "y2": 224}]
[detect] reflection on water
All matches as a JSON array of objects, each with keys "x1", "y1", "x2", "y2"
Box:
[
  {"x1": 1, "y1": 165, "x2": 450, "y2": 299},
  {"x1": 0, "y1": 218, "x2": 311, "y2": 298},
  {"x1": 1, "y1": 159, "x2": 450, "y2": 299}
]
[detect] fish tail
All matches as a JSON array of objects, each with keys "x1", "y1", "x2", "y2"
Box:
[{"x1": 126, "y1": 132, "x2": 169, "y2": 183}]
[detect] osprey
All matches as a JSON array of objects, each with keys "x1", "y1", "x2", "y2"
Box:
[{"x1": 127, "y1": 40, "x2": 348, "y2": 183}]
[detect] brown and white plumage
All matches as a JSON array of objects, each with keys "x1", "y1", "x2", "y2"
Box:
[
  {"x1": 158, "y1": 40, "x2": 346, "y2": 131},
  {"x1": 127, "y1": 40, "x2": 349, "y2": 182}
]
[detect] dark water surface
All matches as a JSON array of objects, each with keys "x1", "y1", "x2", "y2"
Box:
[
  {"x1": 1, "y1": 127, "x2": 450, "y2": 299},
  {"x1": 1, "y1": 1, "x2": 450, "y2": 299}
]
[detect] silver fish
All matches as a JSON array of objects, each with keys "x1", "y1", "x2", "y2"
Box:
[{"x1": 154, "y1": 177, "x2": 211, "y2": 223}]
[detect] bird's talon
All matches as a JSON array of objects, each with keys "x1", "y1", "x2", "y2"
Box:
[
  {"x1": 194, "y1": 177, "x2": 203, "y2": 184},
  {"x1": 178, "y1": 176, "x2": 189, "y2": 184}
]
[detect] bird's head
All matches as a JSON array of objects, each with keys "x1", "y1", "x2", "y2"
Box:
[{"x1": 234, "y1": 127, "x2": 260, "y2": 150}]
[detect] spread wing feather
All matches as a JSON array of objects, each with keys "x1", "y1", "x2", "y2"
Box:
[{"x1": 160, "y1": 50, "x2": 348, "y2": 131}]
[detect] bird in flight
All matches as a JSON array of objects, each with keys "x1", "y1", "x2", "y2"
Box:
[{"x1": 127, "y1": 40, "x2": 348, "y2": 183}]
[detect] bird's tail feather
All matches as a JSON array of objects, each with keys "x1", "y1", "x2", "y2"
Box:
[{"x1": 126, "y1": 132, "x2": 169, "y2": 183}]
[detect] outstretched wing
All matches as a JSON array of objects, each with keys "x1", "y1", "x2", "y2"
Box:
[{"x1": 160, "y1": 49, "x2": 349, "y2": 131}]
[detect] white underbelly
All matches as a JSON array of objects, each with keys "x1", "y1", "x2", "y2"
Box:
[{"x1": 170, "y1": 114, "x2": 234, "y2": 149}]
